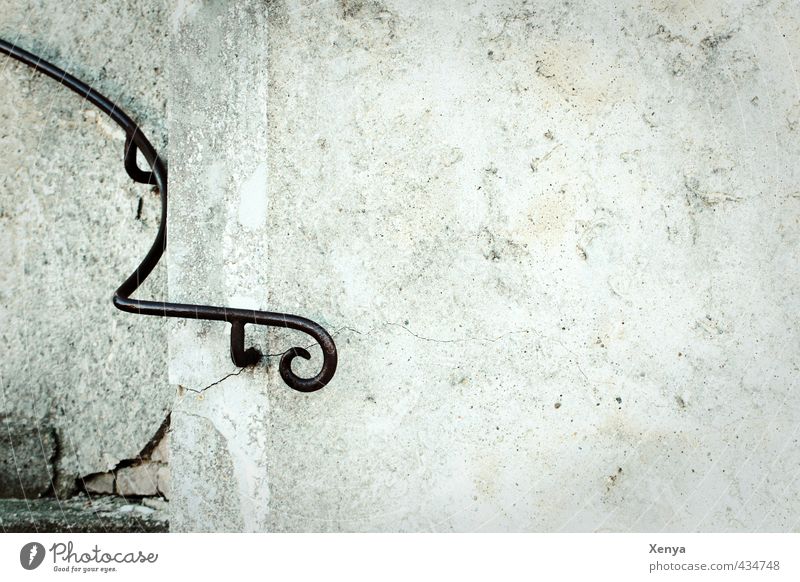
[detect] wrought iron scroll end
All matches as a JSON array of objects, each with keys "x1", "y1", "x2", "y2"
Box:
[{"x1": 228, "y1": 319, "x2": 338, "y2": 393}]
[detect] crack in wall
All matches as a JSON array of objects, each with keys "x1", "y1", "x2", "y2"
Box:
[
  {"x1": 183, "y1": 369, "x2": 246, "y2": 395},
  {"x1": 182, "y1": 320, "x2": 605, "y2": 393}
]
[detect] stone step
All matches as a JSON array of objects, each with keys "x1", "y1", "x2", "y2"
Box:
[{"x1": 0, "y1": 495, "x2": 167, "y2": 533}]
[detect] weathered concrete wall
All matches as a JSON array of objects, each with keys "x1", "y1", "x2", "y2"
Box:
[
  {"x1": 170, "y1": 0, "x2": 800, "y2": 531},
  {"x1": 168, "y1": 0, "x2": 272, "y2": 532},
  {"x1": 0, "y1": 1, "x2": 170, "y2": 495}
]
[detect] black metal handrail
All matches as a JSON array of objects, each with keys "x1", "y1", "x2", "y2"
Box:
[{"x1": 0, "y1": 39, "x2": 337, "y2": 392}]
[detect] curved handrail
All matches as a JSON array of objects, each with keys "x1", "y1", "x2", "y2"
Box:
[{"x1": 0, "y1": 38, "x2": 337, "y2": 393}]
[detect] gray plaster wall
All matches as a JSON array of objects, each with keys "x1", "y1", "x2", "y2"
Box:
[
  {"x1": 171, "y1": 0, "x2": 800, "y2": 532},
  {"x1": 0, "y1": 1, "x2": 170, "y2": 495}
]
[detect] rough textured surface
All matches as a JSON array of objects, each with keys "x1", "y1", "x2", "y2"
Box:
[
  {"x1": 0, "y1": 1, "x2": 171, "y2": 495},
  {"x1": 0, "y1": 496, "x2": 167, "y2": 533},
  {"x1": 168, "y1": 0, "x2": 272, "y2": 532},
  {"x1": 170, "y1": 0, "x2": 800, "y2": 531},
  {"x1": 0, "y1": 416, "x2": 56, "y2": 498}
]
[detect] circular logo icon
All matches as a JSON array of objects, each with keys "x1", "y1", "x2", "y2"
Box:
[{"x1": 20, "y1": 542, "x2": 46, "y2": 570}]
